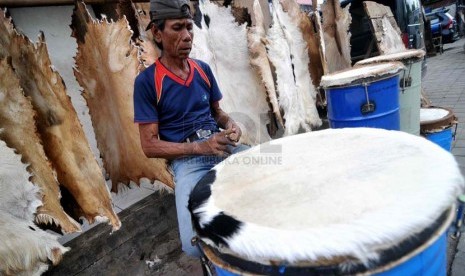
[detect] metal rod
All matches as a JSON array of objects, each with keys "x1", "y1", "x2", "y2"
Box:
[{"x1": 0, "y1": 0, "x2": 220, "y2": 7}]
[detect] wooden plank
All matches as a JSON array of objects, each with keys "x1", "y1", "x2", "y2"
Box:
[
  {"x1": 44, "y1": 192, "x2": 200, "y2": 275},
  {"x1": 363, "y1": 1, "x2": 406, "y2": 55}
]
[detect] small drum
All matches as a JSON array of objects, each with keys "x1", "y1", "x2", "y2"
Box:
[
  {"x1": 420, "y1": 106, "x2": 458, "y2": 151},
  {"x1": 189, "y1": 128, "x2": 464, "y2": 275},
  {"x1": 320, "y1": 62, "x2": 404, "y2": 130},
  {"x1": 355, "y1": 50, "x2": 426, "y2": 135}
]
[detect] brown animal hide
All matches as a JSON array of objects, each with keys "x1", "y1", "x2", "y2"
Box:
[
  {"x1": 117, "y1": 0, "x2": 140, "y2": 41},
  {"x1": 363, "y1": 1, "x2": 406, "y2": 55},
  {"x1": 248, "y1": 0, "x2": 284, "y2": 130},
  {"x1": 313, "y1": 11, "x2": 329, "y2": 75},
  {"x1": 0, "y1": 58, "x2": 81, "y2": 234},
  {"x1": 280, "y1": 0, "x2": 324, "y2": 88},
  {"x1": 321, "y1": 0, "x2": 352, "y2": 73},
  {"x1": 118, "y1": 1, "x2": 160, "y2": 68},
  {"x1": 0, "y1": 10, "x2": 121, "y2": 230},
  {"x1": 72, "y1": 2, "x2": 174, "y2": 191}
]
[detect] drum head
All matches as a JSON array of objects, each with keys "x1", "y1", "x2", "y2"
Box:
[
  {"x1": 189, "y1": 128, "x2": 463, "y2": 267},
  {"x1": 320, "y1": 62, "x2": 404, "y2": 88},
  {"x1": 420, "y1": 106, "x2": 456, "y2": 132},
  {"x1": 355, "y1": 49, "x2": 425, "y2": 66}
]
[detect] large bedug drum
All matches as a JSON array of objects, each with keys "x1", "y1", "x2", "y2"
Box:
[
  {"x1": 320, "y1": 63, "x2": 404, "y2": 130},
  {"x1": 420, "y1": 106, "x2": 458, "y2": 152},
  {"x1": 189, "y1": 128, "x2": 464, "y2": 275},
  {"x1": 355, "y1": 49, "x2": 426, "y2": 135}
]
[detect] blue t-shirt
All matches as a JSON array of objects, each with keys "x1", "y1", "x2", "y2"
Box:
[{"x1": 133, "y1": 58, "x2": 222, "y2": 142}]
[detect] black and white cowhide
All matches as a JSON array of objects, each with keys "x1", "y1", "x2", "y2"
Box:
[{"x1": 189, "y1": 169, "x2": 243, "y2": 247}]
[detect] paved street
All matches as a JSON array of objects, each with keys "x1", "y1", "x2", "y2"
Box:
[{"x1": 422, "y1": 37, "x2": 465, "y2": 275}]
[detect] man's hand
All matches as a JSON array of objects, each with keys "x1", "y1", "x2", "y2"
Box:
[
  {"x1": 211, "y1": 101, "x2": 242, "y2": 142},
  {"x1": 194, "y1": 129, "x2": 237, "y2": 156},
  {"x1": 225, "y1": 120, "x2": 242, "y2": 142}
]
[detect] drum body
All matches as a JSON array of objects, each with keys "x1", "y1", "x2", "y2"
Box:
[
  {"x1": 420, "y1": 107, "x2": 457, "y2": 152},
  {"x1": 424, "y1": 128, "x2": 453, "y2": 152},
  {"x1": 355, "y1": 50, "x2": 425, "y2": 135},
  {"x1": 201, "y1": 218, "x2": 449, "y2": 276},
  {"x1": 325, "y1": 75, "x2": 400, "y2": 130},
  {"x1": 321, "y1": 63, "x2": 404, "y2": 130}
]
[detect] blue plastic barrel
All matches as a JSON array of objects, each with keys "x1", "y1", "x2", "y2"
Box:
[
  {"x1": 420, "y1": 107, "x2": 457, "y2": 152},
  {"x1": 320, "y1": 63, "x2": 404, "y2": 130},
  {"x1": 207, "y1": 231, "x2": 447, "y2": 276},
  {"x1": 374, "y1": 232, "x2": 446, "y2": 276},
  {"x1": 424, "y1": 128, "x2": 453, "y2": 152}
]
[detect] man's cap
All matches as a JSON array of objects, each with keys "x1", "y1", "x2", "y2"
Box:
[{"x1": 146, "y1": 0, "x2": 191, "y2": 30}]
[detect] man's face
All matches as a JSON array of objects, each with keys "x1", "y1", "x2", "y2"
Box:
[{"x1": 153, "y1": 18, "x2": 194, "y2": 59}]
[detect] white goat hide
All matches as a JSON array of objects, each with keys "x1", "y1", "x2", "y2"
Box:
[
  {"x1": 266, "y1": 0, "x2": 322, "y2": 135},
  {"x1": 0, "y1": 59, "x2": 80, "y2": 233},
  {"x1": 280, "y1": 0, "x2": 325, "y2": 87},
  {"x1": 192, "y1": 0, "x2": 271, "y2": 145},
  {"x1": 321, "y1": 0, "x2": 352, "y2": 73},
  {"x1": 72, "y1": 2, "x2": 174, "y2": 191},
  {"x1": 0, "y1": 10, "x2": 120, "y2": 230},
  {"x1": 247, "y1": 0, "x2": 284, "y2": 130},
  {"x1": 0, "y1": 140, "x2": 69, "y2": 275}
]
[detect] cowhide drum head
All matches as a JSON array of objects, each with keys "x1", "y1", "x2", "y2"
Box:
[{"x1": 189, "y1": 128, "x2": 464, "y2": 269}]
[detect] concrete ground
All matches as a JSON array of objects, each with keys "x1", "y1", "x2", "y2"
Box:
[{"x1": 422, "y1": 37, "x2": 465, "y2": 276}]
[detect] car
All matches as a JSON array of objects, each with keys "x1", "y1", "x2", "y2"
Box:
[
  {"x1": 426, "y1": 9, "x2": 459, "y2": 43},
  {"x1": 340, "y1": 0, "x2": 427, "y2": 76},
  {"x1": 429, "y1": 16, "x2": 442, "y2": 37}
]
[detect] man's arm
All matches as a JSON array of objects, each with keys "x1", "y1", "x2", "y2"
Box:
[
  {"x1": 210, "y1": 101, "x2": 242, "y2": 142},
  {"x1": 139, "y1": 123, "x2": 236, "y2": 160}
]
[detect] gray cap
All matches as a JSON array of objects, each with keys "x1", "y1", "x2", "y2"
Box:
[{"x1": 149, "y1": 0, "x2": 191, "y2": 20}]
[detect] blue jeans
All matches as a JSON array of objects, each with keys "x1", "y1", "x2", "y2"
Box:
[{"x1": 171, "y1": 143, "x2": 249, "y2": 257}]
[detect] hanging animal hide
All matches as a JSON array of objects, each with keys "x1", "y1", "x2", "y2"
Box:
[
  {"x1": 363, "y1": 1, "x2": 406, "y2": 55},
  {"x1": 233, "y1": 0, "x2": 272, "y2": 28},
  {"x1": 0, "y1": 10, "x2": 120, "y2": 230},
  {"x1": 0, "y1": 58, "x2": 80, "y2": 234},
  {"x1": 192, "y1": 0, "x2": 271, "y2": 145},
  {"x1": 266, "y1": 0, "x2": 321, "y2": 136},
  {"x1": 321, "y1": 0, "x2": 352, "y2": 73},
  {"x1": 280, "y1": 0, "x2": 324, "y2": 88},
  {"x1": 313, "y1": 10, "x2": 328, "y2": 75},
  {"x1": 0, "y1": 139, "x2": 42, "y2": 222},
  {"x1": 0, "y1": 140, "x2": 69, "y2": 275},
  {"x1": 117, "y1": 1, "x2": 160, "y2": 68},
  {"x1": 247, "y1": 0, "x2": 284, "y2": 130},
  {"x1": 72, "y1": 2, "x2": 174, "y2": 191}
]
